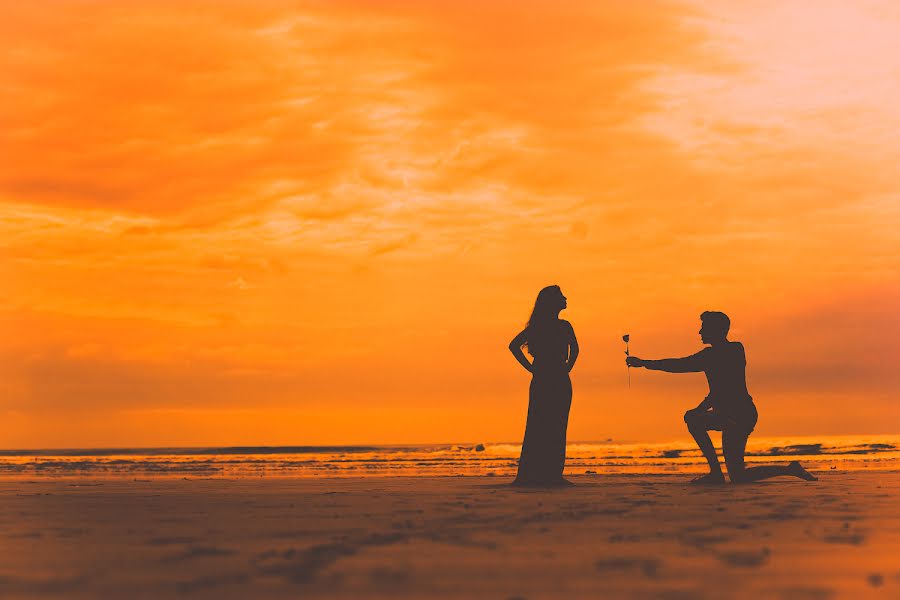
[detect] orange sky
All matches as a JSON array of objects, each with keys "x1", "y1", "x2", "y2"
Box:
[{"x1": 2, "y1": 0, "x2": 899, "y2": 448}]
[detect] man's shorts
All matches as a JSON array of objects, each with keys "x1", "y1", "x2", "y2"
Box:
[{"x1": 686, "y1": 405, "x2": 758, "y2": 434}]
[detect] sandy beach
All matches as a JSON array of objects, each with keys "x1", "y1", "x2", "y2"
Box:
[{"x1": 3, "y1": 471, "x2": 899, "y2": 599}]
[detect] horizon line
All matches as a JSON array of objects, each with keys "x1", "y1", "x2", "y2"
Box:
[{"x1": 2, "y1": 432, "x2": 899, "y2": 456}]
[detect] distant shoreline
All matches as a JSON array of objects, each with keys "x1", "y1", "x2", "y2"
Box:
[{"x1": 2, "y1": 435, "x2": 898, "y2": 479}]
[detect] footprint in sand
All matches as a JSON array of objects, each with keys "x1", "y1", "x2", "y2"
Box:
[
  {"x1": 775, "y1": 587, "x2": 835, "y2": 600},
  {"x1": 369, "y1": 566, "x2": 410, "y2": 585},
  {"x1": 822, "y1": 523, "x2": 867, "y2": 545},
  {"x1": 608, "y1": 533, "x2": 641, "y2": 543},
  {"x1": 160, "y1": 545, "x2": 237, "y2": 564},
  {"x1": 715, "y1": 547, "x2": 770, "y2": 567},
  {"x1": 145, "y1": 536, "x2": 197, "y2": 546},
  {"x1": 594, "y1": 556, "x2": 662, "y2": 579}
]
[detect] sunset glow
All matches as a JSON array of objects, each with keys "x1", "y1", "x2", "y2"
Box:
[{"x1": 3, "y1": 0, "x2": 898, "y2": 447}]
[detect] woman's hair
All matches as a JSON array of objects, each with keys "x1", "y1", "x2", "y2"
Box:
[
  {"x1": 524, "y1": 285, "x2": 563, "y2": 356},
  {"x1": 527, "y1": 285, "x2": 563, "y2": 328}
]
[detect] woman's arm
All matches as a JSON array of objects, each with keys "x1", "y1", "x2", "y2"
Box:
[
  {"x1": 565, "y1": 321, "x2": 579, "y2": 372},
  {"x1": 626, "y1": 350, "x2": 706, "y2": 373},
  {"x1": 508, "y1": 328, "x2": 533, "y2": 373}
]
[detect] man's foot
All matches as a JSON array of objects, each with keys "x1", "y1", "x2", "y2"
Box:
[
  {"x1": 789, "y1": 461, "x2": 818, "y2": 481},
  {"x1": 689, "y1": 472, "x2": 726, "y2": 485}
]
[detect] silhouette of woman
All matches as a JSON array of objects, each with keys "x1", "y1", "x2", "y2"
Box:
[{"x1": 509, "y1": 285, "x2": 579, "y2": 486}]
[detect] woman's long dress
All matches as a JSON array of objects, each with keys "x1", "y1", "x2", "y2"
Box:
[{"x1": 514, "y1": 322, "x2": 573, "y2": 486}]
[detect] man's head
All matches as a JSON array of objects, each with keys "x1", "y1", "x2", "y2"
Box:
[{"x1": 699, "y1": 311, "x2": 730, "y2": 344}]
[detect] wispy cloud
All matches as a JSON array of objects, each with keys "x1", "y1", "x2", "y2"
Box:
[{"x1": 2, "y1": 0, "x2": 899, "y2": 445}]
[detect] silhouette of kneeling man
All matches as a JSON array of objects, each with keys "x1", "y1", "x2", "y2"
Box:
[{"x1": 626, "y1": 311, "x2": 817, "y2": 484}]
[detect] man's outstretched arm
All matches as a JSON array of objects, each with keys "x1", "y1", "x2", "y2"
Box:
[{"x1": 626, "y1": 350, "x2": 706, "y2": 373}]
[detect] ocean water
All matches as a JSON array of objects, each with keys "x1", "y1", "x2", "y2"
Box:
[{"x1": 2, "y1": 435, "x2": 899, "y2": 479}]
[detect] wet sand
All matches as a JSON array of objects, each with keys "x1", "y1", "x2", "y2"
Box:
[{"x1": 2, "y1": 471, "x2": 899, "y2": 599}]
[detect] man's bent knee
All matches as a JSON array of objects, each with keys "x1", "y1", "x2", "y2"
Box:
[{"x1": 684, "y1": 410, "x2": 702, "y2": 427}]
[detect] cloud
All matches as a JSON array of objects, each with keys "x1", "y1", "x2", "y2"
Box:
[
  {"x1": 227, "y1": 276, "x2": 253, "y2": 290},
  {"x1": 2, "y1": 0, "x2": 899, "y2": 445}
]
